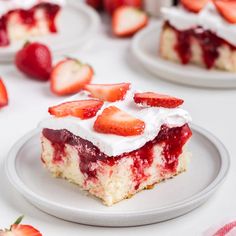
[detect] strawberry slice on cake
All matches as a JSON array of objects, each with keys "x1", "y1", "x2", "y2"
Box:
[
  {"x1": 160, "y1": 0, "x2": 236, "y2": 72},
  {"x1": 134, "y1": 92, "x2": 184, "y2": 108},
  {"x1": 181, "y1": 0, "x2": 209, "y2": 13},
  {"x1": 40, "y1": 83, "x2": 192, "y2": 206},
  {"x1": 85, "y1": 83, "x2": 130, "y2": 102},
  {"x1": 48, "y1": 100, "x2": 104, "y2": 119},
  {"x1": 214, "y1": 0, "x2": 236, "y2": 24},
  {"x1": 94, "y1": 106, "x2": 145, "y2": 136}
]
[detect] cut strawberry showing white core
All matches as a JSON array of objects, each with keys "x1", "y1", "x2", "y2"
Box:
[
  {"x1": 50, "y1": 58, "x2": 94, "y2": 96},
  {"x1": 85, "y1": 83, "x2": 130, "y2": 102},
  {"x1": 48, "y1": 100, "x2": 104, "y2": 119},
  {"x1": 134, "y1": 92, "x2": 184, "y2": 108},
  {"x1": 94, "y1": 106, "x2": 145, "y2": 136},
  {"x1": 214, "y1": 0, "x2": 236, "y2": 24},
  {"x1": 112, "y1": 6, "x2": 148, "y2": 37}
]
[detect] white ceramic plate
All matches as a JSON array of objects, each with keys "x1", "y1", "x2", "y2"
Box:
[
  {"x1": 132, "y1": 22, "x2": 236, "y2": 88},
  {"x1": 5, "y1": 124, "x2": 230, "y2": 227},
  {"x1": 0, "y1": 0, "x2": 100, "y2": 62}
]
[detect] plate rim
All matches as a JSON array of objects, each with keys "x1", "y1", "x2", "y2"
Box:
[
  {"x1": 0, "y1": 0, "x2": 101, "y2": 62},
  {"x1": 5, "y1": 123, "x2": 230, "y2": 218},
  {"x1": 131, "y1": 22, "x2": 236, "y2": 88}
]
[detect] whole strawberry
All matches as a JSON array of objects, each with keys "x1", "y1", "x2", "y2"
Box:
[
  {"x1": 86, "y1": 0, "x2": 103, "y2": 10},
  {"x1": 0, "y1": 215, "x2": 42, "y2": 236},
  {"x1": 15, "y1": 42, "x2": 52, "y2": 81}
]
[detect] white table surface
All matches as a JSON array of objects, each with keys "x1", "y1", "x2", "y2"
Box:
[{"x1": 0, "y1": 11, "x2": 235, "y2": 236}]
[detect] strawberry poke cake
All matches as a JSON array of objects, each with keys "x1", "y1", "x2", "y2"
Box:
[
  {"x1": 0, "y1": 0, "x2": 65, "y2": 47},
  {"x1": 39, "y1": 83, "x2": 192, "y2": 206},
  {"x1": 160, "y1": 0, "x2": 236, "y2": 72}
]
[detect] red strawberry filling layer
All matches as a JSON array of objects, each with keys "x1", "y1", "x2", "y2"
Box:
[
  {"x1": 42, "y1": 124, "x2": 192, "y2": 189},
  {"x1": 164, "y1": 21, "x2": 236, "y2": 69},
  {"x1": 0, "y1": 3, "x2": 60, "y2": 47}
]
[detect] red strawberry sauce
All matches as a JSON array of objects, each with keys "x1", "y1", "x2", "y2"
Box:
[
  {"x1": 0, "y1": 3, "x2": 60, "y2": 47},
  {"x1": 42, "y1": 124, "x2": 192, "y2": 189},
  {"x1": 164, "y1": 21, "x2": 236, "y2": 69}
]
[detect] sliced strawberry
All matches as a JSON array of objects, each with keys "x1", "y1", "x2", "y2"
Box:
[
  {"x1": 0, "y1": 79, "x2": 8, "y2": 108},
  {"x1": 181, "y1": 0, "x2": 209, "y2": 13},
  {"x1": 94, "y1": 106, "x2": 145, "y2": 136},
  {"x1": 48, "y1": 100, "x2": 104, "y2": 119},
  {"x1": 214, "y1": 0, "x2": 236, "y2": 24},
  {"x1": 85, "y1": 83, "x2": 130, "y2": 102},
  {"x1": 50, "y1": 58, "x2": 94, "y2": 96},
  {"x1": 112, "y1": 6, "x2": 148, "y2": 37},
  {"x1": 134, "y1": 92, "x2": 184, "y2": 108}
]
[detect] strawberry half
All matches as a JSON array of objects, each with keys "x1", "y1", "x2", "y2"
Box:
[
  {"x1": 85, "y1": 83, "x2": 130, "y2": 102},
  {"x1": 112, "y1": 6, "x2": 148, "y2": 37},
  {"x1": 134, "y1": 92, "x2": 184, "y2": 108},
  {"x1": 94, "y1": 106, "x2": 145, "y2": 136},
  {"x1": 0, "y1": 216, "x2": 42, "y2": 236},
  {"x1": 214, "y1": 0, "x2": 236, "y2": 24},
  {"x1": 50, "y1": 58, "x2": 94, "y2": 96},
  {"x1": 48, "y1": 100, "x2": 104, "y2": 119},
  {"x1": 181, "y1": 0, "x2": 209, "y2": 13},
  {"x1": 0, "y1": 79, "x2": 8, "y2": 108},
  {"x1": 104, "y1": 0, "x2": 142, "y2": 15}
]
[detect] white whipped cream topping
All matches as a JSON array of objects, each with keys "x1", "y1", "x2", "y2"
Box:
[
  {"x1": 162, "y1": 3, "x2": 236, "y2": 47},
  {"x1": 39, "y1": 90, "x2": 191, "y2": 157},
  {"x1": 0, "y1": 0, "x2": 65, "y2": 16}
]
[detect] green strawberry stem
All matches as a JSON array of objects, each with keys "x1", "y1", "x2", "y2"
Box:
[
  {"x1": 11, "y1": 215, "x2": 24, "y2": 229},
  {"x1": 0, "y1": 215, "x2": 24, "y2": 232}
]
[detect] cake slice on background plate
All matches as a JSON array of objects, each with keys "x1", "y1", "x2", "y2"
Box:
[
  {"x1": 160, "y1": 0, "x2": 236, "y2": 72},
  {"x1": 0, "y1": 0, "x2": 65, "y2": 47},
  {"x1": 39, "y1": 83, "x2": 192, "y2": 206}
]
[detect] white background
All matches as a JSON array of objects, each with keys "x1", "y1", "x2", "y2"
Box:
[{"x1": 0, "y1": 6, "x2": 235, "y2": 236}]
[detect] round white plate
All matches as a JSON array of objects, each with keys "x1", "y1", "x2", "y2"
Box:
[
  {"x1": 132, "y1": 22, "x2": 236, "y2": 88},
  {"x1": 5, "y1": 124, "x2": 230, "y2": 227},
  {"x1": 0, "y1": 0, "x2": 100, "y2": 62}
]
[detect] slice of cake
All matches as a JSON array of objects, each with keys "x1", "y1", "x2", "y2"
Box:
[
  {"x1": 160, "y1": 0, "x2": 236, "y2": 72},
  {"x1": 39, "y1": 83, "x2": 192, "y2": 206},
  {"x1": 0, "y1": 0, "x2": 65, "y2": 47}
]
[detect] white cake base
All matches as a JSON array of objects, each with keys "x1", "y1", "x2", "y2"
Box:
[
  {"x1": 160, "y1": 25, "x2": 236, "y2": 72},
  {"x1": 41, "y1": 135, "x2": 190, "y2": 206}
]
